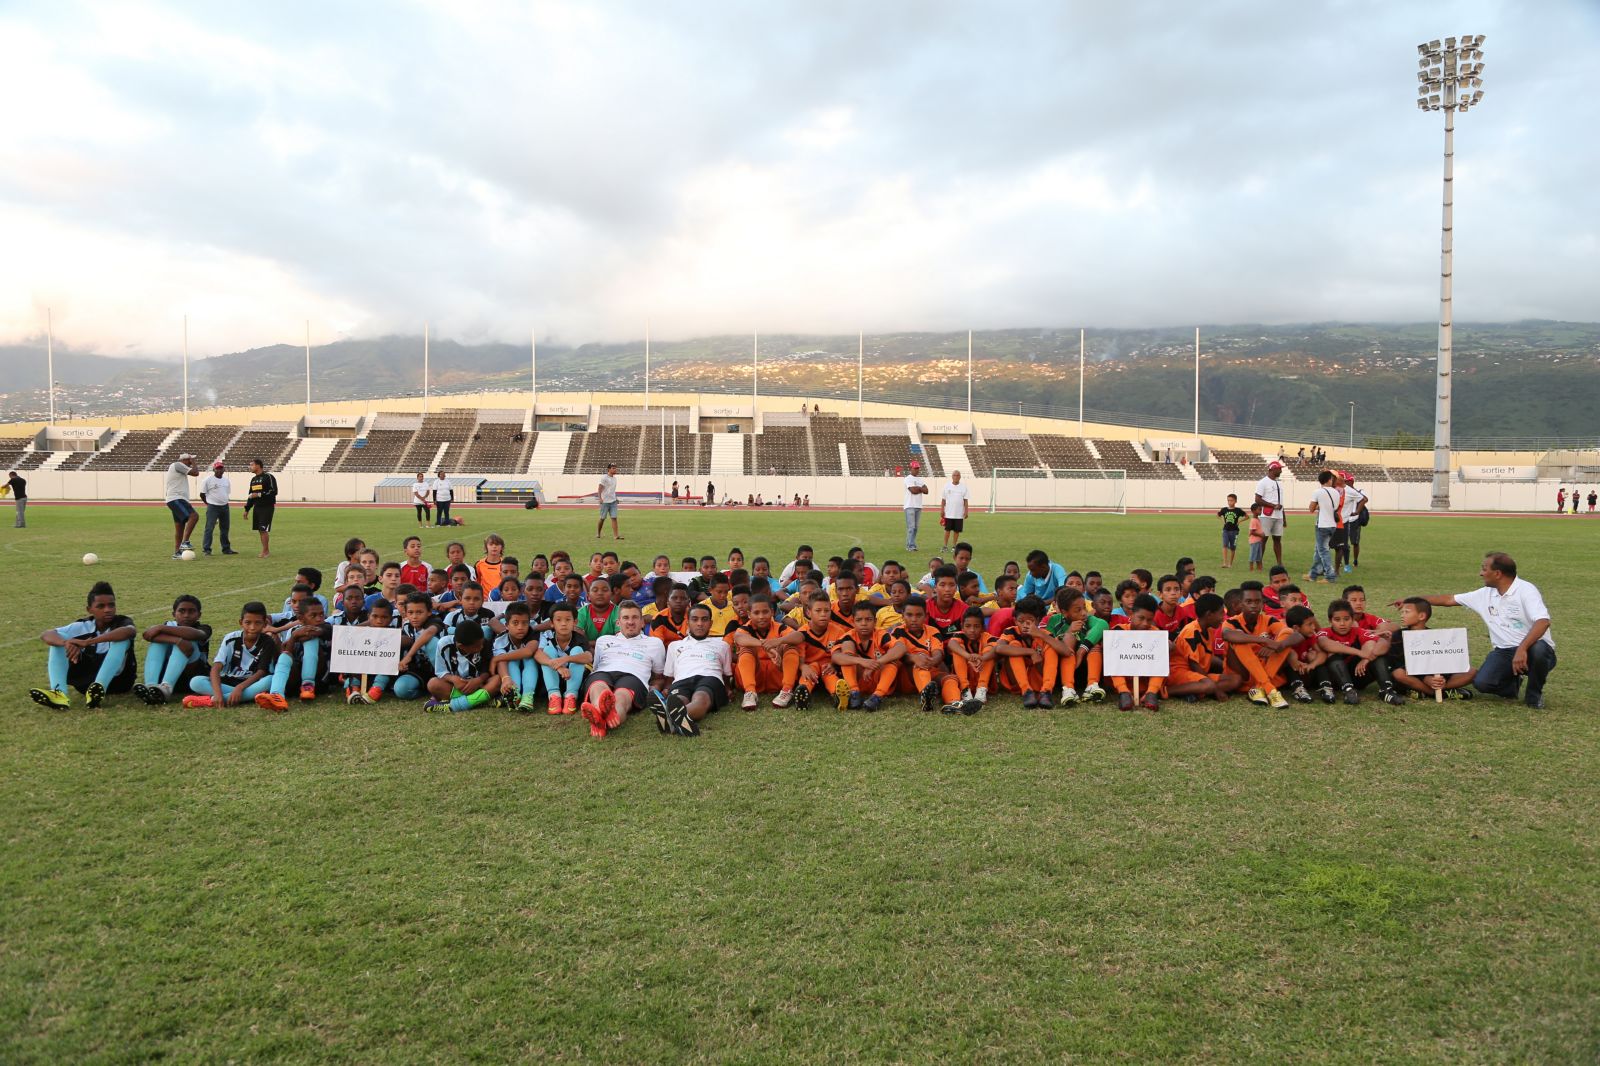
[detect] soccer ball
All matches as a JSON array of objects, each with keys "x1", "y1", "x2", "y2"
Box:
[
  {"x1": 82, "y1": 553, "x2": 99, "y2": 565},
  {"x1": 180, "y1": 549, "x2": 196, "y2": 561}
]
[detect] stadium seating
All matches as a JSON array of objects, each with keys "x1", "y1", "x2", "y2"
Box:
[
  {"x1": 1030, "y1": 434, "x2": 1099, "y2": 471},
  {"x1": 82, "y1": 430, "x2": 173, "y2": 471},
  {"x1": 401, "y1": 410, "x2": 477, "y2": 473},
  {"x1": 459, "y1": 426, "x2": 532, "y2": 473},
  {"x1": 151, "y1": 425, "x2": 242, "y2": 469},
  {"x1": 225, "y1": 430, "x2": 299, "y2": 470},
  {"x1": 965, "y1": 437, "x2": 1042, "y2": 477},
  {"x1": 1385, "y1": 466, "x2": 1434, "y2": 482},
  {"x1": 0, "y1": 437, "x2": 48, "y2": 471},
  {"x1": 754, "y1": 420, "x2": 814, "y2": 476},
  {"x1": 637, "y1": 426, "x2": 702, "y2": 475},
  {"x1": 1090, "y1": 439, "x2": 1186, "y2": 480},
  {"x1": 576, "y1": 427, "x2": 641, "y2": 474},
  {"x1": 331, "y1": 430, "x2": 415, "y2": 473}
]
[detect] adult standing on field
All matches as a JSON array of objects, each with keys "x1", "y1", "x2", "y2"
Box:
[
  {"x1": 1398, "y1": 552, "x2": 1556, "y2": 709},
  {"x1": 1253, "y1": 460, "x2": 1287, "y2": 567},
  {"x1": 243, "y1": 459, "x2": 278, "y2": 558},
  {"x1": 939, "y1": 470, "x2": 970, "y2": 551},
  {"x1": 597, "y1": 462, "x2": 622, "y2": 540},
  {"x1": 432, "y1": 470, "x2": 454, "y2": 526},
  {"x1": 411, "y1": 473, "x2": 432, "y2": 527},
  {"x1": 200, "y1": 461, "x2": 237, "y2": 556},
  {"x1": 163, "y1": 452, "x2": 200, "y2": 560},
  {"x1": 903, "y1": 466, "x2": 928, "y2": 552},
  {"x1": 6, "y1": 470, "x2": 25, "y2": 528}
]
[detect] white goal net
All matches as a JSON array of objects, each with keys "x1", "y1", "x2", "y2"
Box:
[{"x1": 987, "y1": 468, "x2": 1127, "y2": 514}]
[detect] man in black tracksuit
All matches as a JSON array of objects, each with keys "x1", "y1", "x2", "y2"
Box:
[{"x1": 244, "y1": 459, "x2": 279, "y2": 559}]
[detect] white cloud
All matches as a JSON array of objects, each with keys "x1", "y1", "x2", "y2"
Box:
[{"x1": 0, "y1": 0, "x2": 1596, "y2": 356}]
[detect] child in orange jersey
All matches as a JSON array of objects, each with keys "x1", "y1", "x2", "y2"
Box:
[
  {"x1": 728, "y1": 595, "x2": 802, "y2": 710},
  {"x1": 947, "y1": 606, "x2": 997, "y2": 706},
  {"x1": 832, "y1": 601, "x2": 897, "y2": 710},
  {"x1": 993, "y1": 595, "x2": 1059, "y2": 708},
  {"x1": 875, "y1": 596, "x2": 971, "y2": 714}
]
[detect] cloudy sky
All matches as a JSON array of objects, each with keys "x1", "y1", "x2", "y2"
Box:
[{"x1": 2, "y1": 0, "x2": 1596, "y2": 357}]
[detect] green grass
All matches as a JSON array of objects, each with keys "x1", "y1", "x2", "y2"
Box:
[{"x1": 2, "y1": 504, "x2": 1597, "y2": 1063}]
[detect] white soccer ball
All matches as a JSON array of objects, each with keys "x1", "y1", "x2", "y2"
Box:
[
  {"x1": 180, "y1": 549, "x2": 196, "y2": 561},
  {"x1": 82, "y1": 552, "x2": 99, "y2": 565}
]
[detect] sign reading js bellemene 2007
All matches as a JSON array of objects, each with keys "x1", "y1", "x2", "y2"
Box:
[{"x1": 330, "y1": 627, "x2": 402, "y2": 675}]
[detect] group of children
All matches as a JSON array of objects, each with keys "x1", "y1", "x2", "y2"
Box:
[{"x1": 28, "y1": 531, "x2": 1476, "y2": 736}]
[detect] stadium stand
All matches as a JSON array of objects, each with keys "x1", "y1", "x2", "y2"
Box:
[
  {"x1": 225, "y1": 428, "x2": 299, "y2": 470},
  {"x1": 458, "y1": 409, "x2": 531, "y2": 473},
  {"x1": 151, "y1": 425, "x2": 242, "y2": 469},
  {"x1": 755, "y1": 414, "x2": 815, "y2": 476},
  {"x1": 965, "y1": 432, "x2": 1043, "y2": 478},
  {"x1": 576, "y1": 427, "x2": 642, "y2": 474},
  {"x1": 400, "y1": 409, "x2": 476, "y2": 473},
  {"x1": 1385, "y1": 465, "x2": 1434, "y2": 482},
  {"x1": 1090, "y1": 439, "x2": 1186, "y2": 480},
  {"x1": 0, "y1": 437, "x2": 49, "y2": 471},
  {"x1": 330, "y1": 429, "x2": 416, "y2": 473},
  {"x1": 1030, "y1": 434, "x2": 1100, "y2": 471},
  {"x1": 82, "y1": 430, "x2": 173, "y2": 471}
]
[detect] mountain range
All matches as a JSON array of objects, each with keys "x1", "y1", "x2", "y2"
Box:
[{"x1": 3, "y1": 321, "x2": 1597, "y2": 444}]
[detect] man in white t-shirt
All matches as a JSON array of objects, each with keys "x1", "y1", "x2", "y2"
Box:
[
  {"x1": 1304, "y1": 469, "x2": 1340, "y2": 583},
  {"x1": 579, "y1": 602, "x2": 664, "y2": 737},
  {"x1": 199, "y1": 461, "x2": 236, "y2": 556},
  {"x1": 939, "y1": 471, "x2": 970, "y2": 550},
  {"x1": 432, "y1": 471, "x2": 454, "y2": 526},
  {"x1": 1402, "y1": 551, "x2": 1556, "y2": 708},
  {"x1": 1253, "y1": 460, "x2": 1286, "y2": 567},
  {"x1": 657, "y1": 603, "x2": 732, "y2": 736},
  {"x1": 903, "y1": 469, "x2": 929, "y2": 552},
  {"x1": 596, "y1": 462, "x2": 621, "y2": 540},
  {"x1": 163, "y1": 453, "x2": 200, "y2": 559}
]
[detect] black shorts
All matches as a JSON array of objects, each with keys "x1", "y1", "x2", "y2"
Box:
[
  {"x1": 584, "y1": 670, "x2": 648, "y2": 704},
  {"x1": 67, "y1": 653, "x2": 136, "y2": 695},
  {"x1": 250, "y1": 503, "x2": 275, "y2": 532},
  {"x1": 670, "y1": 675, "x2": 727, "y2": 711},
  {"x1": 943, "y1": 517, "x2": 964, "y2": 533},
  {"x1": 166, "y1": 499, "x2": 196, "y2": 523}
]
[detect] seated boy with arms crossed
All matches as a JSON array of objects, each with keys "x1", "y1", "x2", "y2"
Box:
[
  {"x1": 135, "y1": 594, "x2": 211, "y2": 705},
  {"x1": 31, "y1": 581, "x2": 138, "y2": 709},
  {"x1": 831, "y1": 601, "x2": 897, "y2": 711}
]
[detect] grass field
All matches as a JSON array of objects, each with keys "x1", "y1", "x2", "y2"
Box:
[{"x1": 2, "y1": 503, "x2": 1597, "y2": 1063}]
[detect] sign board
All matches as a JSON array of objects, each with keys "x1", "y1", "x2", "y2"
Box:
[
  {"x1": 47, "y1": 428, "x2": 104, "y2": 441},
  {"x1": 329, "y1": 626, "x2": 402, "y2": 676},
  {"x1": 304, "y1": 415, "x2": 360, "y2": 428},
  {"x1": 484, "y1": 598, "x2": 511, "y2": 617},
  {"x1": 1147, "y1": 437, "x2": 1201, "y2": 452},
  {"x1": 1102, "y1": 629, "x2": 1170, "y2": 677},
  {"x1": 669, "y1": 570, "x2": 700, "y2": 586},
  {"x1": 920, "y1": 422, "x2": 969, "y2": 435},
  {"x1": 537, "y1": 403, "x2": 588, "y2": 416},
  {"x1": 702, "y1": 405, "x2": 752, "y2": 417},
  {"x1": 1402, "y1": 628, "x2": 1472, "y2": 676},
  {"x1": 1460, "y1": 465, "x2": 1538, "y2": 481}
]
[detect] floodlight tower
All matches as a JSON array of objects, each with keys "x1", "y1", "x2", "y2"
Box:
[{"x1": 1416, "y1": 34, "x2": 1485, "y2": 510}]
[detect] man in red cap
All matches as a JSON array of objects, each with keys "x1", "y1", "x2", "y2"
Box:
[
  {"x1": 1338, "y1": 471, "x2": 1367, "y2": 572},
  {"x1": 200, "y1": 460, "x2": 237, "y2": 556},
  {"x1": 1253, "y1": 460, "x2": 1287, "y2": 567}
]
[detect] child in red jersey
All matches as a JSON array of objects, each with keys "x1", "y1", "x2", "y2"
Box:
[
  {"x1": 1151, "y1": 574, "x2": 1196, "y2": 634},
  {"x1": 1315, "y1": 599, "x2": 1402, "y2": 706}
]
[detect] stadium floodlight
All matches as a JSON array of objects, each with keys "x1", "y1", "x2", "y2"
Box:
[{"x1": 1415, "y1": 33, "x2": 1486, "y2": 509}]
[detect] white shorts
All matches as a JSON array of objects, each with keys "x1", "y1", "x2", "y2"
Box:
[{"x1": 1259, "y1": 511, "x2": 1285, "y2": 537}]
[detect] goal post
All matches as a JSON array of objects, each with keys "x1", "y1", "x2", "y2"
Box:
[{"x1": 987, "y1": 468, "x2": 1127, "y2": 514}]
